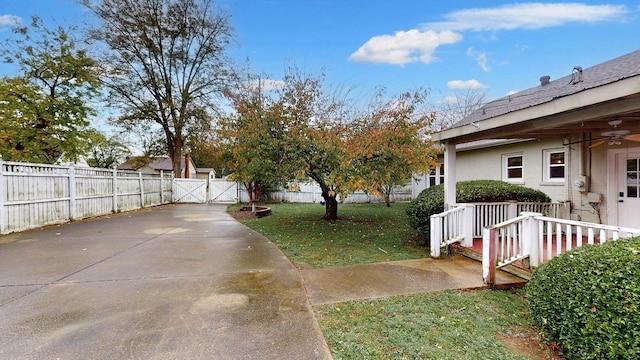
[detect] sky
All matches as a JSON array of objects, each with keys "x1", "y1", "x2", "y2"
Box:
[{"x1": 1, "y1": 0, "x2": 639, "y2": 108}]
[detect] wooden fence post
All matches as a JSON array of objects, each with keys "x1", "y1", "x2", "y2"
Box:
[
  {"x1": 139, "y1": 172, "x2": 145, "y2": 208},
  {"x1": 160, "y1": 170, "x2": 164, "y2": 203},
  {"x1": 69, "y1": 166, "x2": 76, "y2": 221},
  {"x1": 112, "y1": 167, "x2": 118, "y2": 213},
  {"x1": 0, "y1": 155, "x2": 5, "y2": 234}
]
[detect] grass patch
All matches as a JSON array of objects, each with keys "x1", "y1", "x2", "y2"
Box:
[
  {"x1": 315, "y1": 289, "x2": 554, "y2": 360},
  {"x1": 231, "y1": 203, "x2": 427, "y2": 268},
  {"x1": 230, "y1": 202, "x2": 558, "y2": 359}
]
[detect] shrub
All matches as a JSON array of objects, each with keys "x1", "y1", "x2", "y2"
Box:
[
  {"x1": 406, "y1": 180, "x2": 551, "y2": 239},
  {"x1": 526, "y1": 238, "x2": 640, "y2": 360}
]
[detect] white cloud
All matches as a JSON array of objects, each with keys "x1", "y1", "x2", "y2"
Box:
[
  {"x1": 467, "y1": 47, "x2": 489, "y2": 72},
  {"x1": 245, "y1": 79, "x2": 285, "y2": 92},
  {"x1": 0, "y1": 14, "x2": 20, "y2": 27},
  {"x1": 257, "y1": 79, "x2": 285, "y2": 91},
  {"x1": 348, "y1": 29, "x2": 462, "y2": 65},
  {"x1": 424, "y1": 3, "x2": 628, "y2": 32},
  {"x1": 447, "y1": 79, "x2": 488, "y2": 90},
  {"x1": 350, "y1": 3, "x2": 628, "y2": 67},
  {"x1": 442, "y1": 95, "x2": 460, "y2": 104}
]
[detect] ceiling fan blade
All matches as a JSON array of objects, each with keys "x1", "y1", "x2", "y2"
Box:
[
  {"x1": 589, "y1": 140, "x2": 606, "y2": 148},
  {"x1": 624, "y1": 133, "x2": 640, "y2": 142}
]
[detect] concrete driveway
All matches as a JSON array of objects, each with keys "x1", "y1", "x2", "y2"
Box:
[{"x1": 0, "y1": 204, "x2": 331, "y2": 359}]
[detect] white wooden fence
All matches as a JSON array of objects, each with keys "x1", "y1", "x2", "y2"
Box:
[
  {"x1": 0, "y1": 159, "x2": 173, "y2": 234},
  {"x1": 236, "y1": 181, "x2": 413, "y2": 204}
]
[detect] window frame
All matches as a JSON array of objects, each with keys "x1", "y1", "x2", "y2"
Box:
[
  {"x1": 543, "y1": 148, "x2": 567, "y2": 183},
  {"x1": 502, "y1": 153, "x2": 524, "y2": 183}
]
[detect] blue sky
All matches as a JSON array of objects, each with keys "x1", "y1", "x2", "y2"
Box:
[{"x1": 1, "y1": 0, "x2": 639, "y2": 107}]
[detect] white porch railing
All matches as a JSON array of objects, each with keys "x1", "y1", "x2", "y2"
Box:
[
  {"x1": 429, "y1": 202, "x2": 570, "y2": 257},
  {"x1": 482, "y1": 212, "x2": 640, "y2": 285},
  {"x1": 429, "y1": 204, "x2": 474, "y2": 257}
]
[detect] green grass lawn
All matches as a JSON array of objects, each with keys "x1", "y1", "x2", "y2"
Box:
[
  {"x1": 230, "y1": 202, "x2": 557, "y2": 359},
  {"x1": 232, "y1": 202, "x2": 427, "y2": 268},
  {"x1": 314, "y1": 289, "x2": 554, "y2": 360}
]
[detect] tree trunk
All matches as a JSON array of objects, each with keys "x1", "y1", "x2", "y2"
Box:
[
  {"x1": 243, "y1": 181, "x2": 262, "y2": 203},
  {"x1": 384, "y1": 194, "x2": 391, "y2": 207},
  {"x1": 322, "y1": 188, "x2": 338, "y2": 220}
]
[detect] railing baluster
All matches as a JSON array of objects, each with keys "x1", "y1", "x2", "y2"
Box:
[
  {"x1": 546, "y1": 221, "x2": 553, "y2": 260},
  {"x1": 576, "y1": 226, "x2": 583, "y2": 247},
  {"x1": 566, "y1": 224, "x2": 572, "y2": 251},
  {"x1": 599, "y1": 229, "x2": 606, "y2": 243},
  {"x1": 588, "y1": 227, "x2": 595, "y2": 244},
  {"x1": 556, "y1": 222, "x2": 562, "y2": 257}
]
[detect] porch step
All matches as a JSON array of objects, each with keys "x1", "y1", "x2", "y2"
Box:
[{"x1": 450, "y1": 244, "x2": 532, "y2": 282}]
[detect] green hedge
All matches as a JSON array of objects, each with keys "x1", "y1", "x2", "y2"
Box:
[
  {"x1": 406, "y1": 180, "x2": 551, "y2": 239},
  {"x1": 526, "y1": 238, "x2": 640, "y2": 360}
]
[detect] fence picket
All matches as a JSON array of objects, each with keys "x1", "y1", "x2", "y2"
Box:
[{"x1": 0, "y1": 159, "x2": 173, "y2": 234}]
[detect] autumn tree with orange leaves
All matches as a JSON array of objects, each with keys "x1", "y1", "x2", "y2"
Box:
[
  {"x1": 345, "y1": 90, "x2": 439, "y2": 206},
  {"x1": 217, "y1": 73, "x2": 289, "y2": 202},
  {"x1": 218, "y1": 68, "x2": 439, "y2": 220}
]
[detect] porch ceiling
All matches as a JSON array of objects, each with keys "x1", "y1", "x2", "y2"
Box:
[{"x1": 433, "y1": 93, "x2": 640, "y2": 145}]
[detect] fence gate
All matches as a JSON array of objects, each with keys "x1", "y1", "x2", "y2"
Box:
[
  {"x1": 173, "y1": 178, "x2": 207, "y2": 203},
  {"x1": 209, "y1": 179, "x2": 238, "y2": 203}
]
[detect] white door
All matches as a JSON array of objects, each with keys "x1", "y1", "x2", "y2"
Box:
[{"x1": 616, "y1": 151, "x2": 640, "y2": 228}]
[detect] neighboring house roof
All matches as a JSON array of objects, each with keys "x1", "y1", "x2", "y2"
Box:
[
  {"x1": 117, "y1": 156, "x2": 155, "y2": 171},
  {"x1": 454, "y1": 50, "x2": 640, "y2": 128},
  {"x1": 117, "y1": 156, "x2": 190, "y2": 172},
  {"x1": 196, "y1": 167, "x2": 215, "y2": 174},
  {"x1": 148, "y1": 157, "x2": 185, "y2": 171}
]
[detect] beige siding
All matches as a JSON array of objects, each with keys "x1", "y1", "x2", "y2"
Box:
[{"x1": 456, "y1": 138, "x2": 569, "y2": 202}]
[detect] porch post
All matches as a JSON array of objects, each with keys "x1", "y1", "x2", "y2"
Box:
[
  {"x1": 521, "y1": 212, "x2": 542, "y2": 268},
  {"x1": 443, "y1": 142, "x2": 456, "y2": 210}
]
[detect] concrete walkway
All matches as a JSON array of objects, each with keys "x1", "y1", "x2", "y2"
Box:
[
  {"x1": 302, "y1": 256, "x2": 525, "y2": 305},
  {"x1": 0, "y1": 204, "x2": 331, "y2": 359},
  {"x1": 0, "y1": 204, "x2": 525, "y2": 359}
]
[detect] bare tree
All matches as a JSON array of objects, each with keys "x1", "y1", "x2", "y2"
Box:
[
  {"x1": 83, "y1": 0, "x2": 233, "y2": 176},
  {"x1": 433, "y1": 88, "x2": 487, "y2": 130}
]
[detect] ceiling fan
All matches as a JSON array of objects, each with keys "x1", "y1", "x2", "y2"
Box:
[{"x1": 588, "y1": 119, "x2": 640, "y2": 148}]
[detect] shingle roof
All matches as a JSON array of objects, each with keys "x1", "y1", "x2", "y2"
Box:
[
  {"x1": 117, "y1": 156, "x2": 186, "y2": 171},
  {"x1": 453, "y1": 50, "x2": 640, "y2": 128}
]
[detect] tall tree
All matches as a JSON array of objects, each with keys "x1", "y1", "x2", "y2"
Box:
[
  {"x1": 434, "y1": 88, "x2": 487, "y2": 130},
  {"x1": 85, "y1": 130, "x2": 132, "y2": 168},
  {"x1": 0, "y1": 18, "x2": 101, "y2": 163},
  {"x1": 274, "y1": 70, "x2": 353, "y2": 220},
  {"x1": 345, "y1": 89, "x2": 439, "y2": 206},
  {"x1": 217, "y1": 75, "x2": 289, "y2": 201},
  {"x1": 83, "y1": 0, "x2": 233, "y2": 177}
]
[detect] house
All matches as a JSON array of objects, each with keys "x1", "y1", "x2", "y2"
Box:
[
  {"x1": 431, "y1": 49, "x2": 640, "y2": 229},
  {"x1": 117, "y1": 155, "x2": 197, "y2": 178}
]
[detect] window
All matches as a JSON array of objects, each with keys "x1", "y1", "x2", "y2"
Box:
[
  {"x1": 503, "y1": 154, "x2": 523, "y2": 182},
  {"x1": 544, "y1": 149, "x2": 566, "y2": 182},
  {"x1": 627, "y1": 158, "x2": 639, "y2": 198},
  {"x1": 429, "y1": 164, "x2": 445, "y2": 187}
]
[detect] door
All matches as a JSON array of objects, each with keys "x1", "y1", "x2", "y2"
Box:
[{"x1": 616, "y1": 151, "x2": 640, "y2": 228}]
